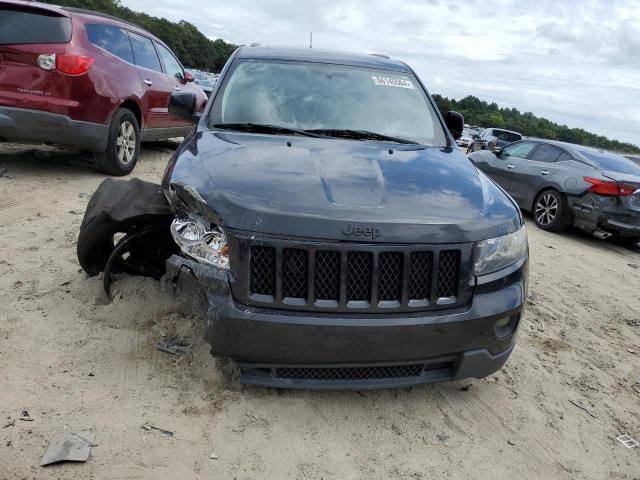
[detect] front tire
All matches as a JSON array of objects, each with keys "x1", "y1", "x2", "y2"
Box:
[
  {"x1": 533, "y1": 189, "x2": 571, "y2": 232},
  {"x1": 94, "y1": 108, "x2": 140, "y2": 176}
]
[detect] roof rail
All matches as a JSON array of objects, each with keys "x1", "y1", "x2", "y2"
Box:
[{"x1": 369, "y1": 53, "x2": 390, "y2": 59}]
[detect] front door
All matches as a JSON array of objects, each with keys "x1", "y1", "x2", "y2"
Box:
[{"x1": 486, "y1": 141, "x2": 538, "y2": 197}]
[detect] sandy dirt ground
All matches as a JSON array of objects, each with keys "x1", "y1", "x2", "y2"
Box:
[{"x1": 0, "y1": 143, "x2": 639, "y2": 480}]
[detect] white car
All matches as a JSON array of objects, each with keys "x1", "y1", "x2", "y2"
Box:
[{"x1": 456, "y1": 135, "x2": 472, "y2": 147}]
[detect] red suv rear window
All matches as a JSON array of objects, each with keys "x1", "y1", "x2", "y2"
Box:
[{"x1": 0, "y1": 7, "x2": 72, "y2": 45}]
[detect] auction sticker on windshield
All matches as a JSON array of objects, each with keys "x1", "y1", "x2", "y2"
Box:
[{"x1": 371, "y1": 76, "x2": 414, "y2": 89}]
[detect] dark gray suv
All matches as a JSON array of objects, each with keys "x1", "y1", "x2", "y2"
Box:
[{"x1": 469, "y1": 139, "x2": 640, "y2": 241}]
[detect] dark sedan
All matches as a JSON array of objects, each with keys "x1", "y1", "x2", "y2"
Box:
[{"x1": 469, "y1": 139, "x2": 640, "y2": 241}]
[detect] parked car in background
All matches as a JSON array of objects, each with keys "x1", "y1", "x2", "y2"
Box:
[
  {"x1": 0, "y1": 0, "x2": 207, "y2": 175},
  {"x1": 469, "y1": 139, "x2": 640, "y2": 241},
  {"x1": 190, "y1": 69, "x2": 218, "y2": 98},
  {"x1": 455, "y1": 129, "x2": 473, "y2": 147},
  {"x1": 468, "y1": 128, "x2": 522, "y2": 153}
]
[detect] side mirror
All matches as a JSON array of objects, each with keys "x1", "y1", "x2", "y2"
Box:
[
  {"x1": 169, "y1": 91, "x2": 200, "y2": 123},
  {"x1": 444, "y1": 111, "x2": 464, "y2": 140},
  {"x1": 183, "y1": 70, "x2": 195, "y2": 83},
  {"x1": 493, "y1": 147, "x2": 503, "y2": 155}
]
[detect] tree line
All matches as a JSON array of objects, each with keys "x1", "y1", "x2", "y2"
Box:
[
  {"x1": 432, "y1": 94, "x2": 639, "y2": 154},
  {"x1": 42, "y1": 0, "x2": 237, "y2": 72},
  {"x1": 43, "y1": 1, "x2": 638, "y2": 153}
]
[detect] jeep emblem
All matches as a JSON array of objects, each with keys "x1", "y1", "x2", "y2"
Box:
[{"x1": 342, "y1": 223, "x2": 381, "y2": 239}]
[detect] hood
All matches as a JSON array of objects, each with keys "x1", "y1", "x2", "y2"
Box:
[{"x1": 163, "y1": 130, "x2": 521, "y2": 243}]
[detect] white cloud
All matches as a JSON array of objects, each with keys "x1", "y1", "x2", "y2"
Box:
[{"x1": 122, "y1": 0, "x2": 640, "y2": 145}]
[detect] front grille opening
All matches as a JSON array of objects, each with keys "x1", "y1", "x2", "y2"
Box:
[
  {"x1": 282, "y1": 248, "x2": 308, "y2": 299},
  {"x1": 275, "y1": 364, "x2": 427, "y2": 381},
  {"x1": 250, "y1": 246, "x2": 276, "y2": 296},
  {"x1": 315, "y1": 251, "x2": 341, "y2": 301},
  {"x1": 436, "y1": 250, "x2": 460, "y2": 298},
  {"x1": 408, "y1": 251, "x2": 433, "y2": 300},
  {"x1": 347, "y1": 252, "x2": 373, "y2": 301},
  {"x1": 378, "y1": 252, "x2": 403, "y2": 301}
]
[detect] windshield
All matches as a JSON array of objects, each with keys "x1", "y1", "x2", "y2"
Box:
[
  {"x1": 208, "y1": 60, "x2": 447, "y2": 145},
  {"x1": 580, "y1": 150, "x2": 640, "y2": 175}
]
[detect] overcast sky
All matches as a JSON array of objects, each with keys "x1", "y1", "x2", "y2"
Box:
[{"x1": 123, "y1": 0, "x2": 640, "y2": 145}]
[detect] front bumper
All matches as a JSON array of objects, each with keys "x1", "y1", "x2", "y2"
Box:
[
  {"x1": 0, "y1": 106, "x2": 108, "y2": 152},
  {"x1": 165, "y1": 255, "x2": 527, "y2": 389}
]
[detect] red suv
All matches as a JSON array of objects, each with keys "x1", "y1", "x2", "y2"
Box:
[{"x1": 0, "y1": 0, "x2": 208, "y2": 175}]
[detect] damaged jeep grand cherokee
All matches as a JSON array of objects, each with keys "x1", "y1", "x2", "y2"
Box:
[{"x1": 85, "y1": 46, "x2": 529, "y2": 389}]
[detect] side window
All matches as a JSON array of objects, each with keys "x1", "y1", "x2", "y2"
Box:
[
  {"x1": 86, "y1": 24, "x2": 133, "y2": 63},
  {"x1": 128, "y1": 31, "x2": 162, "y2": 72},
  {"x1": 502, "y1": 141, "x2": 536, "y2": 159},
  {"x1": 556, "y1": 152, "x2": 572, "y2": 162},
  {"x1": 155, "y1": 42, "x2": 183, "y2": 80},
  {"x1": 530, "y1": 144, "x2": 563, "y2": 163}
]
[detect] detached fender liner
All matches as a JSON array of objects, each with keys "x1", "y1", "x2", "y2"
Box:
[{"x1": 77, "y1": 178, "x2": 176, "y2": 278}]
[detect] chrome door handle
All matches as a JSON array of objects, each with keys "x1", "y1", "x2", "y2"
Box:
[
  {"x1": 143, "y1": 79, "x2": 153, "y2": 86},
  {"x1": 507, "y1": 164, "x2": 515, "y2": 169},
  {"x1": 540, "y1": 170, "x2": 550, "y2": 175},
  {"x1": 173, "y1": 86, "x2": 181, "y2": 91}
]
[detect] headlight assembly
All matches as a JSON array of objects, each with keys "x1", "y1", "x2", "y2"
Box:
[
  {"x1": 170, "y1": 217, "x2": 230, "y2": 270},
  {"x1": 474, "y1": 225, "x2": 527, "y2": 276}
]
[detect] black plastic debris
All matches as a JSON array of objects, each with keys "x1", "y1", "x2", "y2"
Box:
[{"x1": 141, "y1": 423, "x2": 174, "y2": 437}]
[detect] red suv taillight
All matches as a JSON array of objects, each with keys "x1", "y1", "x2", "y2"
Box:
[
  {"x1": 37, "y1": 53, "x2": 94, "y2": 75},
  {"x1": 56, "y1": 54, "x2": 95, "y2": 75},
  {"x1": 584, "y1": 176, "x2": 636, "y2": 197}
]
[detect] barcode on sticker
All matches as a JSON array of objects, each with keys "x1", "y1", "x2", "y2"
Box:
[{"x1": 372, "y1": 76, "x2": 414, "y2": 89}]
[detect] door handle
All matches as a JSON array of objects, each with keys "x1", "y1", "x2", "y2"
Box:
[
  {"x1": 507, "y1": 164, "x2": 515, "y2": 169},
  {"x1": 540, "y1": 170, "x2": 550, "y2": 175},
  {"x1": 143, "y1": 79, "x2": 153, "y2": 86},
  {"x1": 173, "y1": 86, "x2": 181, "y2": 91}
]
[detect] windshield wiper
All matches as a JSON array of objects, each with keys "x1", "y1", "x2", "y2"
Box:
[
  {"x1": 305, "y1": 129, "x2": 419, "y2": 144},
  {"x1": 212, "y1": 123, "x2": 324, "y2": 138}
]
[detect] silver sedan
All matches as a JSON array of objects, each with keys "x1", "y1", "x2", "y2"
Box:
[{"x1": 468, "y1": 139, "x2": 640, "y2": 242}]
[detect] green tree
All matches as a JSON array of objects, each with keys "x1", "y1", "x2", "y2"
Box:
[{"x1": 432, "y1": 95, "x2": 638, "y2": 154}]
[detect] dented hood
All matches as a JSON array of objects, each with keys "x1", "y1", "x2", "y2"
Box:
[{"x1": 163, "y1": 130, "x2": 521, "y2": 243}]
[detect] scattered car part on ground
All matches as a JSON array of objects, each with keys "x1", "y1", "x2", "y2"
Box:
[
  {"x1": 40, "y1": 431, "x2": 96, "y2": 466},
  {"x1": 116, "y1": 45, "x2": 530, "y2": 390},
  {"x1": 468, "y1": 139, "x2": 640, "y2": 241},
  {"x1": 616, "y1": 435, "x2": 639, "y2": 449},
  {"x1": 0, "y1": 0, "x2": 207, "y2": 175},
  {"x1": 467, "y1": 128, "x2": 523, "y2": 153}
]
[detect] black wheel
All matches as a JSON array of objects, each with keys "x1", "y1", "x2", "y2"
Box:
[
  {"x1": 533, "y1": 189, "x2": 571, "y2": 232},
  {"x1": 94, "y1": 108, "x2": 140, "y2": 176}
]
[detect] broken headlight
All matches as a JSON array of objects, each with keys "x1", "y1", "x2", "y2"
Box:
[
  {"x1": 474, "y1": 225, "x2": 528, "y2": 275},
  {"x1": 170, "y1": 217, "x2": 230, "y2": 270}
]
